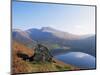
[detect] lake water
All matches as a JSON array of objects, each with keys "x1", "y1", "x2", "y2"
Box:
[{"x1": 54, "y1": 52, "x2": 96, "y2": 69}]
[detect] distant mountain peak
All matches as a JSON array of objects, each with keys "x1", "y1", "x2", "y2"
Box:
[
  {"x1": 41, "y1": 27, "x2": 59, "y2": 33},
  {"x1": 41, "y1": 27, "x2": 53, "y2": 30}
]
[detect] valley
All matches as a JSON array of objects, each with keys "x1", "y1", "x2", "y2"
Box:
[{"x1": 12, "y1": 27, "x2": 96, "y2": 74}]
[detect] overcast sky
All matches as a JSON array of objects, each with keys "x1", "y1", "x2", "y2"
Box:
[{"x1": 12, "y1": 1, "x2": 95, "y2": 35}]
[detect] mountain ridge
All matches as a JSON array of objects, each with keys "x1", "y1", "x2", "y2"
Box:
[{"x1": 12, "y1": 27, "x2": 96, "y2": 56}]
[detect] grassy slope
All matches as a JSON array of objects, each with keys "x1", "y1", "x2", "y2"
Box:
[{"x1": 12, "y1": 41, "x2": 78, "y2": 74}]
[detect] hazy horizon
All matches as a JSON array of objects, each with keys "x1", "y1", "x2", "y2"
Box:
[
  {"x1": 12, "y1": 1, "x2": 95, "y2": 35},
  {"x1": 13, "y1": 26, "x2": 95, "y2": 36}
]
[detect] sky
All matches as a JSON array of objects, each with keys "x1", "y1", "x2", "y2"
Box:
[{"x1": 12, "y1": 1, "x2": 95, "y2": 35}]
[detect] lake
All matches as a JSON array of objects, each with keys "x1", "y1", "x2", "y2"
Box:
[{"x1": 54, "y1": 52, "x2": 96, "y2": 69}]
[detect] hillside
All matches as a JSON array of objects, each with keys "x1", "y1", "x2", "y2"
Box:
[
  {"x1": 12, "y1": 27, "x2": 96, "y2": 56},
  {"x1": 12, "y1": 41, "x2": 78, "y2": 74},
  {"x1": 27, "y1": 27, "x2": 80, "y2": 40}
]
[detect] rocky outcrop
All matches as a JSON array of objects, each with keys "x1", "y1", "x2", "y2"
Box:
[{"x1": 32, "y1": 43, "x2": 53, "y2": 62}]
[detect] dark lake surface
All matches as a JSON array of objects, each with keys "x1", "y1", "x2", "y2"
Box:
[{"x1": 54, "y1": 52, "x2": 96, "y2": 69}]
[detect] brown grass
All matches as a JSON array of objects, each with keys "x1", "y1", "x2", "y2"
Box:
[{"x1": 12, "y1": 40, "x2": 79, "y2": 74}]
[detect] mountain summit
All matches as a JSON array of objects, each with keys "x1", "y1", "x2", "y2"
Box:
[
  {"x1": 41, "y1": 27, "x2": 58, "y2": 32},
  {"x1": 41, "y1": 27, "x2": 81, "y2": 40},
  {"x1": 12, "y1": 27, "x2": 95, "y2": 56}
]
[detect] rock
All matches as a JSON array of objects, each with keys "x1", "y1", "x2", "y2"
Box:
[{"x1": 32, "y1": 43, "x2": 53, "y2": 62}]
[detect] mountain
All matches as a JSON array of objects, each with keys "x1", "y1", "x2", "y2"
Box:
[
  {"x1": 12, "y1": 27, "x2": 96, "y2": 56},
  {"x1": 41, "y1": 27, "x2": 80, "y2": 40},
  {"x1": 78, "y1": 34, "x2": 95, "y2": 40},
  {"x1": 25, "y1": 27, "x2": 82, "y2": 49},
  {"x1": 12, "y1": 27, "x2": 95, "y2": 73},
  {"x1": 12, "y1": 29, "x2": 36, "y2": 48},
  {"x1": 13, "y1": 27, "x2": 82, "y2": 44},
  {"x1": 27, "y1": 27, "x2": 81, "y2": 40},
  {"x1": 65, "y1": 35, "x2": 96, "y2": 56}
]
